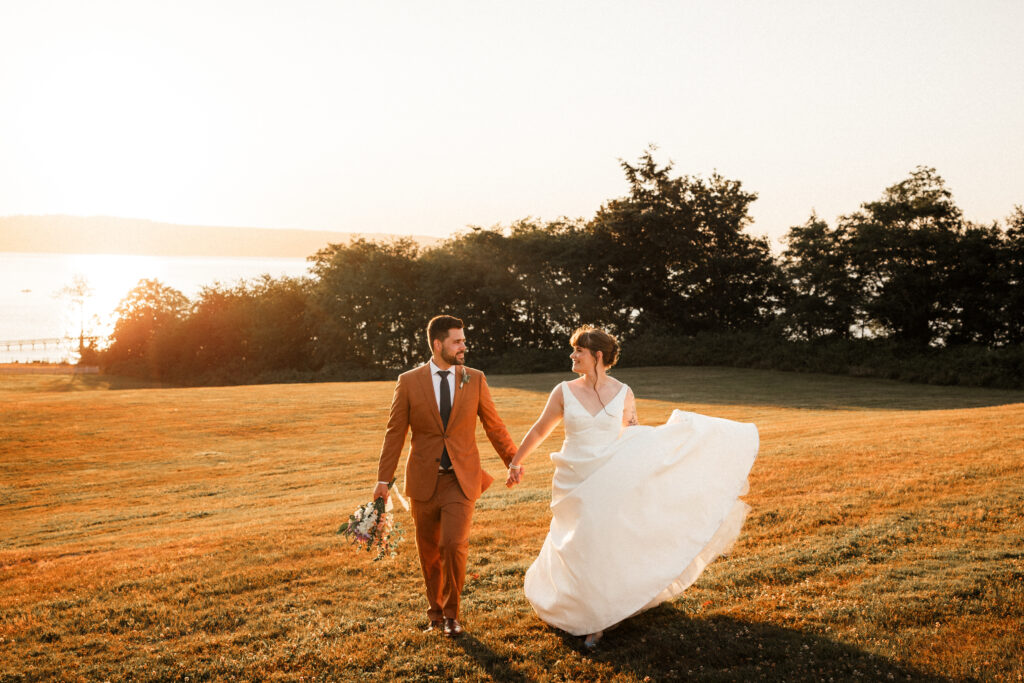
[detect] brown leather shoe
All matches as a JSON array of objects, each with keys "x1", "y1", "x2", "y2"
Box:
[
  {"x1": 422, "y1": 619, "x2": 443, "y2": 634},
  {"x1": 443, "y1": 617, "x2": 464, "y2": 638}
]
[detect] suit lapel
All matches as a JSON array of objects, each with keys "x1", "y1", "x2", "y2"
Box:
[{"x1": 415, "y1": 364, "x2": 444, "y2": 432}]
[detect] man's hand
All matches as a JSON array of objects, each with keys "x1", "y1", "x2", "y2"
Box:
[{"x1": 373, "y1": 482, "x2": 390, "y2": 503}]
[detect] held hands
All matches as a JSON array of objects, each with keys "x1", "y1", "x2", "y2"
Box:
[{"x1": 505, "y1": 463, "x2": 524, "y2": 488}]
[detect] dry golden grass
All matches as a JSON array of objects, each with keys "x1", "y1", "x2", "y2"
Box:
[{"x1": 1, "y1": 366, "x2": 1022, "y2": 681}]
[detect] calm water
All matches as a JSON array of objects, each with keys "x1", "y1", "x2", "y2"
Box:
[{"x1": 1, "y1": 252, "x2": 311, "y2": 363}]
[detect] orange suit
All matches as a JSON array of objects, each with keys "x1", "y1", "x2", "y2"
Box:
[{"x1": 377, "y1": 363, "x2": 516, "y2": 621}]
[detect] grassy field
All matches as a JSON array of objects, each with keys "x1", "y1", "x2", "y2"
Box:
[{"x1": 1, "y1": 365, "x2": 1022, "y2": 682}]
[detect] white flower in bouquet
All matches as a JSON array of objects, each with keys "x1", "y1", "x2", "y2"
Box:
[{"x1": 337, "y1": 480, "x2": 405, "y2": 561}]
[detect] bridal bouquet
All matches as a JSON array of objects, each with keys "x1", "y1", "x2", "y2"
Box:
[{"x1": 337, "y1": 481, "x2": 405, "y2": 561}]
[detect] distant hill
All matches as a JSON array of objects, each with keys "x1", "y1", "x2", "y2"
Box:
[{"x1": 0, "y1": 215, "x2": 440, "y2": 258}]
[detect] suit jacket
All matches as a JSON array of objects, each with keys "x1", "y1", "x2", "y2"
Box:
[{"x1": 376, "y1": 363, "x2": 517, "y2": 502}]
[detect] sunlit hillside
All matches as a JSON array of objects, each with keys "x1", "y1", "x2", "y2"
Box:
[{"x1": 1, "y1": 366, "x2": 1021, "y2": 681}]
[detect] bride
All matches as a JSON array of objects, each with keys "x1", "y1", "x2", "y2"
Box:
[{"x1": 505, "y1": 326, "x2": 758, "y2": 649}]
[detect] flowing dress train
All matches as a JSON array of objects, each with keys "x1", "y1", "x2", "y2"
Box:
[{"x1": 523, "y1": 382, "x2": 759, "y2": 636}]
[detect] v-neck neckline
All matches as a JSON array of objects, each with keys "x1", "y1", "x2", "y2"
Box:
[{"x1": 564, "y1": 380, "x2": 625, "y2": 418}]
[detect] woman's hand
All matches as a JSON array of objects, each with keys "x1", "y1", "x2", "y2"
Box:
[{"x1": 506, "y1": 464, "x2": 523, "y2": 487}]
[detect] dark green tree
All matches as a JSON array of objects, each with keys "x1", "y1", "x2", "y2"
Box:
[
  {"x1": 103, "y1": 279, "x2": 189, "y2": 377},
  {"x1": 503, "y1": 218, "x2": 613, "y2": 342},
  {"x1": 780, "y1": 214, "x2": 858, "y2": 340},
  {"x1": 842, "y1": 166, "x2": 964, "y2": 346},
  {"x1": 176, "y1": 285, "x2": 249, "y2": 378},
  {"x1": 419, "y1": 228, "x2": 526, "y2": 361},
  {"x1": 243, "y1": 275, "x2": 316, "y2": 374},
  {"x1": 308, "y1": 238, "x2": 425, "y2": 370},
  {"x1": 941, "y1": 221, "x2": 1009, "y2": 345},
  {"x1": 418, "y1": 220, "x2": 614, "y2": 365},
  {"x1": 160, "y1": 275, "x2": 314, "y2": 382},
  {"x1": 1003, "y1": 207, "x2": 1024, "y2": 344},
  {"x1": 587, "y1": 148, "x2": 781, "y2": 336}
]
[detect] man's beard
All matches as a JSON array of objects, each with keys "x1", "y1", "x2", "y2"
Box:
[{"x1": 441, "y1": 348, "x2": 464, "y2": 366}]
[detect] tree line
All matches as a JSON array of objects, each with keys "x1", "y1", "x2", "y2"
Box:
[{"x1": 97, "y1": 150, "x2": 1024, "y2": 388}]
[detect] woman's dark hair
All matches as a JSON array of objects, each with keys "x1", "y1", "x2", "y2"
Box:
[{"x1": 569, "y1": 326, "x2": 620, "y2": 368}]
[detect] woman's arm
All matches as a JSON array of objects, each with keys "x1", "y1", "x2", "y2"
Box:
[
  {"x1": 506, "y1": 385, "x2": 564, "y2": 486},
  {"x1": 622, "y1": 388, "x2": 639, "y2": 427}
]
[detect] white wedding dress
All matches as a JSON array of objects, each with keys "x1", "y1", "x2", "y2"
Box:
[{"x1": 523, "y1": 381, "x2": 759, "y2": 636}]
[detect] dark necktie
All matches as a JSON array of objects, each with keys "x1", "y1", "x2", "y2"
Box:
[{"x1": 438, "y1": 370, "x2": 452, "y2": 469}]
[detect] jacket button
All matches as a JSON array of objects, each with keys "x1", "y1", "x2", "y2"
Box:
[{"x1": 435, "y1": 458, "x2": 441, "y2": 462}]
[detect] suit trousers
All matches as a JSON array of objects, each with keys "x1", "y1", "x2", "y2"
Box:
[{"x1": 410, "y1": 471, "x2": 474, "y2": 621}]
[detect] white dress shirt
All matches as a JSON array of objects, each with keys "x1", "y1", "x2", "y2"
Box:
[{"x1": 428, "y1": 358, "x2": 457, "y2": 413}]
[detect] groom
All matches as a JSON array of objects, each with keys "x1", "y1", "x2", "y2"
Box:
[{"x1": 373, "y1": 314, "x2": 518, "y2": 637}]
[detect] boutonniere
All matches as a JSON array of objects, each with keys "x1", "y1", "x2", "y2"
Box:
[{"x1": 459, "y1": 368, "x2": 470, "y2": 389}]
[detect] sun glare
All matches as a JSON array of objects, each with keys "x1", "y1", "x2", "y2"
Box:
[{"x1": 64, "y1": 253, "x2": 170, "y2": 336}]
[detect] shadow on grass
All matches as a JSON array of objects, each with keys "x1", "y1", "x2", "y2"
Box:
[
  {"x1": 488, "y1": 366, "x2": 1024, "y2": 412},
  {"x1": 569, "y1": 609, "x2": 956, "y2": 682},
  {"x1": 1, "y1": 372, "x2": 168, "y2": 392},
  {"x1": 451, "y1": 632, "x2": 533, "y2": 683}
]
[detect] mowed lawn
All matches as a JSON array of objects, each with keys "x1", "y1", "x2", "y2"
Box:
[{"x1": 1, "y1": 366, "x2": 1022, "y2": 682}]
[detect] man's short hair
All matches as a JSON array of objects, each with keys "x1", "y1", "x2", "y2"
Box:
[{"x1": 426, "y1": 315, "x2": 464, "y2": 351}]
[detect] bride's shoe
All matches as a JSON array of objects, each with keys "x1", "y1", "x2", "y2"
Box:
[{"x1": 583, "y1": 631, "x2": 604, "y2": 650}]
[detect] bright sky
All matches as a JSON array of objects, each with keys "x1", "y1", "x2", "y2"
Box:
[{"x1": 2, "y1": 0, "x2": 1022, "y2": 246}]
